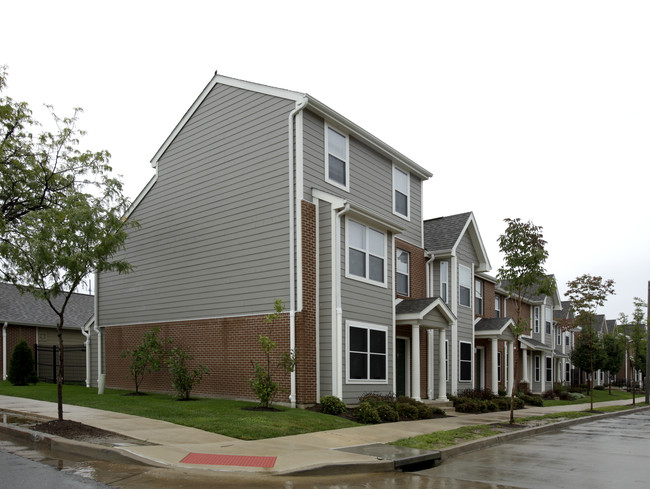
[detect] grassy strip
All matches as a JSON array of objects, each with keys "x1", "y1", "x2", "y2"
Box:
[
  {"x1": 543, "y1": 389, "x2": 637, "y2": 406},
  {"x1": 393, "y1": 404, "x2": 646, "y2": 450},
  {"x1": 0, "y1": 381, "x2": 359, "y2": 440}
]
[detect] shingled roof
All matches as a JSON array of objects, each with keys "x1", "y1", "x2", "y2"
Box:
[
  {"x1": 423, "y1": 212, "x2": 473, "y2": 252},
  {"x1": 0, "y1": 283, "x2": 94, "y2": 329}
]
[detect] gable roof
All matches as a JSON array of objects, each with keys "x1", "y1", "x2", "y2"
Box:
[
  {"x1": 423, "y1": 212, "x2": 491, "y2": 272},
  {"x1": 151, "y1": 73, "x2": 433, "y2": 180},
  {"x1": 474, "y1": 317, "x2": 516, "y2": 338},
  {"x1": 0, "y1": 283, "x2": 94, "y2": 330},
  {"x1": 497, "y1": 275, "x2": 562, "y2": 309},
  {"x1": 395, "y1": 297, "x2": 455, "y2": 327},
  {"x1": 554, "y1": 301, "x2": 573, "y2": 320}
]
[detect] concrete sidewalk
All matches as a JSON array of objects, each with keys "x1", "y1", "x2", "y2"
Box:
[{"x1": 0, "y1": 394, "x2": 645, "y2": 475}]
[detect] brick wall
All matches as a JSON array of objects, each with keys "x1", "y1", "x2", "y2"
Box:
[
  {"x1": 2, "y1": 325, "x2": 37, "y2": 378},
  {"x1": 395, "y1": 238, "x2": 426, "y2": 299}
]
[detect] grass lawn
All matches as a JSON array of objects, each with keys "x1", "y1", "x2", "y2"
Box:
[
  {"x1": 0, "y1": 381, "x2": 359, "y2": 440},
  {"x1": 543, "y1": 388, "x2": 641, "y2": 407}
]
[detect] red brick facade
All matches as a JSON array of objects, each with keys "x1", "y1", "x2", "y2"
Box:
[
  {"x1": 104, "y1": 201, "x2": 319, "y2": 405},
  {"x1": 395, "y1": 238, "x2": 427, "y2": 300},
  {"x1": 2, "y1": 325, "x2": 37, "y2": 378}
]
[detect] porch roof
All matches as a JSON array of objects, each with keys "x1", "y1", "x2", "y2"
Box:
[
  {"x1": 395, "y1": 297, "x2": 455, "y2": 329},
  {"x1": 554, "y1": 348, "x2": 569, "y2": 358},
  {"x1": 474, "y1": 317, "x2": 516, "y2": 340},
  {"x1": 520, "y1": 336, "x2": 554, "y2": 352}
]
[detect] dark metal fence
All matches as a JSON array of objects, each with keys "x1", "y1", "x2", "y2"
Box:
[{"x1": 34, "y1": 344, "x2": 86, "y2": 385}]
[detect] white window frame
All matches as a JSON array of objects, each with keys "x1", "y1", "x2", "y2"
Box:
[
  {"x1": 495, "y1": 295, "x2": 501, "y2": 318},
  {"x1": 534, "y1": 355, "x2": 541, "y2": 382},
  {"x1": 345, "y1": 217, "x2": 387, "y2": 287},
  {"x1": 459, "y1": 341, "x2": 473, "y2": 382},
  {"x1": 396, "y1": 248, "x2": 409, "y2": 296},
  {"x1": 324, "y1": 125, "x2": 350, "y2": 192},
  {"x1": 346, "y1": 321, "x2": 388, "y2": 384},
  {"x1": 475, "y1": 279, "x2": 483, "y2": 315},
  {"x1": 557, "y1": 328, "x2": 562, "y2": 346},
  {"x1": 392, "y1": 164, "x2": 410, "y2": 220},
  {"x1": 546, "y1": 356, "x2": 552, "y2": 383},
  {"x1": 459, "y1": 264, "x2": 472, "y2": 308},
  {"x1": 565, "y1": 333, "x2": 570, "y2": 346},
  {"x1": 533, "y1": 306, "x2": 540, "y2": 333},
  {"x1": 545, "y1": 306, "x2": 552, "y2": 335},
  {"x1": 440, "y1": 261, "x2": 449, "y2": 303},
  {"x1": 497, "y1": 351, "x2": 502, "y2": 382}
]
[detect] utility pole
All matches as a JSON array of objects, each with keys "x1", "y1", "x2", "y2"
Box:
[{"x1": 646, "y1": 280, "x2": 649, "y2": 404}]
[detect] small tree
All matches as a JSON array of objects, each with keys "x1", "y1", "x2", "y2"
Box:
[
  {"x1": 8, "y1": 340, "x2": 38, "y2": 385},
  {"x1": 571, "y1": 326, "x2": 606, "y2": 399},
  {"x1": 121, "y1": 328, "x2": 170, "y2": 395},
  {"x1": 166, "y1": 346, "x2": 209, "y2": 400},
  {"x1": 620, "y1": 298, "x2": 648, "y2": 405},
  {"x1": 602, "y1": 332, "x2": 625, "y2": 394},
  {"x1": 497, "y1": 218, "x2": 555, "y2": 424},
  {"x1": 566, "y1": 274, "x2": 615, "y2": 411},
  {"x1": 249, "y1": 299, "x2": 297, "y2": 408}
]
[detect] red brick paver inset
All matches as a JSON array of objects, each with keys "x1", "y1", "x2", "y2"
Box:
[{"x1": 180, "y1": 453, "x2": 277, "y2": 468}]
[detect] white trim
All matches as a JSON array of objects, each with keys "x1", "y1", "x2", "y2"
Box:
[
  {"x1": 100, "y1": 310, "x2": 273, "y2": 329},
  {"x1": 392, "y1": 164, "x2": 410, "y2": 221},
  {"x1": 324, "y1": 124, "x2": 350, "y2": 192},
  {"x1": 440, "y1": 261, "x2": 449, "y2": 304},
  {"x1": 396, "y1": 248, "x2": 410, "y2": 296},
  {"x1": 346, "y1": 320, "x2": 389, "y2": 384},
  {"x1": 344, "y1": 217, "x2": 387, "y2": 288},
  {"x1": 314, "y1": 198, "x2": 321, "y2": 401}
]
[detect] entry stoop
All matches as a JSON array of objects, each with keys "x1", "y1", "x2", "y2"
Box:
[
  {"x1": 425, "y1": 399, "x2": 456, "y2": 415},
  {"x1": 336, "y1": 443, "x2": 442, "y2": 472}
]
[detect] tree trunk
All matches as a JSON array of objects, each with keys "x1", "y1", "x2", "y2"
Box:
[
  {"x1": 57, "y1": 316, "x2": 65, "y2": 421},
  {"x1": 509, "y1": 338, "x2": 518, "y2": 424}
]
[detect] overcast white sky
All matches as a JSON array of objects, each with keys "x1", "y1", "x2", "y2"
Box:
[{"x1": 3, "y1": 1, "x2": 648, "y2": 320}]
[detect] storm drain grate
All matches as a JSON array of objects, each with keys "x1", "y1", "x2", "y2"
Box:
[{"x1": 180, "y1": 453, "x2": 277, "y2": 468}]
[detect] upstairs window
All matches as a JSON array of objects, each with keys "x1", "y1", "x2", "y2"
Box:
[
  {"x1": 475, "y1": 279, "x2": 483, "y2": 315},
  {"x1": 459, "y1": 264, "x2": 471, "y2": 307},
  {"x1": 393, "y1": 165, "x2": 410, "y2": 219},
  {"x1": 495, "y1": 296, "x2": 501, "y2": 318},
  {"x1": 565, "y1": 334, "x2": 570, "y2": 346},
  {"x1": 325, "y1": 126, "x2": 349, "y2": 191},
  {"x1": 545, "y1": 306, "x2": 552, "y2": 334},
  {"x1": 440, "y1": 261, "x2": 449, "y2": 303},
  {"x1": 346, "y1": 218, "x2": 386, "y2": 286},
  {"x1": 533, "y1": 306, "x2": 540, "y2": 333},
  {"x1": 557, "y1": 329, "x2": 562, "y2": 345},
  {"x1": 396, "y1": 248, "x2": 409, "y2": 296}
]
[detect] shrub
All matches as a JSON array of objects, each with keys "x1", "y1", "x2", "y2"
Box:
[
  {"x1": 457, "y1": 388, "x2": 496, "y2": 400},
  {"x1": 359, "y1": 392, "x2": 395, "y2": 405},
  {"x1": 357, "y1": 401, "x2": 381, "y2": 424},
  {"x1": 429, "y1": 406, "x2": 446, "y2": 417},
  {"x1": 417, "y1": 404, "x2": 434, "y2": 419},
  {"x1": 485, "y1": 400, "x2": 498, "y2": 412},
  {"x1": 320, "y1": 395, "x2": 347, "y2": 415},
  {"x1": 517, "y1": 392, "x2": 544, "y2": 406},
  {"x1": 498, "y1": 388, "x2": 507, "y2": 397},
  {"x1": 166, "y1": 347, "x2": 208, "y2": 400},
  {"x1": 377, "y1": 404, "x2": 399, "y2": 422},
  {"x1": 558, "y1": 391, "x2": 572, "y2": 401},
  {"x1": 8, "y1": 340, "x2": 38, "y2": 386},
  {"x1": 396, "y1": 402, "x2": 419, "y2": 419},
  {"x1": 568, "y1": 392, "x2": 585, "y2": 400},
  {"x1": 541, "y1": 389, "x2": 557, "y2": 400},
  {"x1": 594, "y1": 385, "x2": 605, "y2": 391},
  {"x1": 121, "y1": 327, "x2": 170, "y2": 394}
]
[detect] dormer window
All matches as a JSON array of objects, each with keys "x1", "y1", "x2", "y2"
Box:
[
  {"x1": 392, "y1": 165, "x2": 410, "y2": 219},
  {"x1": 325, "y1": 126, "x2": 349, "y2": 191}
]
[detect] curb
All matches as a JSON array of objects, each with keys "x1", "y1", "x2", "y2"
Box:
[{"x1": 440, "y1": 404, "x2": 650, "y2": 461}]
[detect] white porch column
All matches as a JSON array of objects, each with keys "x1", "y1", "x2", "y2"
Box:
[
  {"x1": 507, "y1": 340, "x2": 514, "y2": 395},
  {"x1": 491, "y1": 338, "x2": 498, "y2": 394},
  {"x1": 522, "y1": 347, "x2": 529, "y2": 384},
  {"x1": 438, "y1": 328, "x2": 448, "y2": 401},
  {"x1": 427, "y1": 329, "x2": 434, "y2": 400},
  {"x1": 541, "y1": 354, "x2": 546, "y2": 392},
  {"x1": 411, "y1": 324, "x2": 421, "y2": 401}
]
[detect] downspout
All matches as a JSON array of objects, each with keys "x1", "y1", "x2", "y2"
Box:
[
  {"x1": 288, "y1": 97, "x2": 307, "y2": 408},
  {"x1": 425, "y1": 252, "x2": 435, "y2": 399},
  {"x1": 81, "y1": 322, "x2": 91, "y2": 388},
  {"x1": 2, "y1": 322, "x2": 7, "y2": 381},
  {"x1": 334, "y1": 203, "x2": 350, "y2": 399},
  {"x1": 93, "y1": 272, "x2": 105, "y2": 394},
  {"x1": 425, "y1": 251, "x2": 435, "y2": 297}
]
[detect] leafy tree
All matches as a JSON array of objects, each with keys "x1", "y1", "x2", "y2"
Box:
[
  {"x1": 565, "y1": 274, "x2": 615, "y2": 411},
  {"x1": 121, "y1": 328, "x2": 170, "y2": 395},
  {"x1": 619, "y1": 298, "x2": 648, "y2": 405},
  {"x1": 497, "y1": 218, "x2": 555, "y2": 424},
  {"x1": 571, "y1": 326, "x2": 605, "y2": 395},
  {"x1": 601, "y1": 332, "x2": 625, "y2": 395},
  {"x1": 249, "y1": 299, "x2": 297, "y2": 408},
  {"x1": 0, "y1": 66, "x2": 135, "y2": 420},
  {"x1": 8, "y1": 339, "x2": 38, "y2": 385},
  {"x1": 166, "y1": 346, "x2": 209, "y2": 400}
]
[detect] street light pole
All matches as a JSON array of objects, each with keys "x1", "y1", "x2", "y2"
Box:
[{"x1": 646, "y1": 280, "x2": 649, "y2": 404}]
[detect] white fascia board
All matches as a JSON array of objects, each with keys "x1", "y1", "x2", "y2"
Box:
[
  {"x1": 451, "y1": 212, "x2": 491, "y2": 272},
  {"x1": 123, "y1": 173, "x2": 158, "y2": 220},
  {"x1": 304, "y1": 97, "x2": 433, "y2": 181},
  {"x1": 150, "y1": 73, "x2": 306, "y2": 168}
]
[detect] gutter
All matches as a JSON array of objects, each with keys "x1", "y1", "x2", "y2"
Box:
[
  {"x1": 93, "y1": 272, "x2": 105, "y2": 394},
  {"x1": 334, "y1": 203, "x2": 351, "y2": 399},
  {"x1": 2, "y1": 322, "x2": 6, "y2": 381},
  {"x1": 80, "y1": 321, "x2": 91, "y2": 388},
  {"x1": 288, "y1": 97, "x2": 308, "y2": 408}
]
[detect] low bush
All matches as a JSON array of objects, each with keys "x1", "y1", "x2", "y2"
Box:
[
  {"x1": 396, "y1": 402, "x2": 419, "y2": 420},
  {"x1": 377, "y1": 404, "x2": 399, "y2": 422},
  {"x1": 541, "y1": 389, "x2": 557, "y2": 400},
  {"x1": 517, "y1": 392, "x2": 544, "y2": 406},
  {"x1": 8, "y1": 340, "x2": 38, "y2": 386},
  {"x1": 594, "y1": 385, "x2": 605, "y2": 391},
  {"x1": 357, "y1": 401, "x2": 381, "y2": 424},
  {"x1": 354, "y1": 392, "x2": 446, "y2": 424},
  {"x1": 320, "y1": 395, "x2": 347, "y2": 415}
]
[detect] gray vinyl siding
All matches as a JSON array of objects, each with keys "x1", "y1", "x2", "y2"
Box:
[
  {"x1": 456, "y1": 233, "x2": 479, "y2": 386},
  {"x1": 302, "y1": 110, "x2": 423, "y2": 245},
  {"x1": 98, "y1": 84, "x2": 295, "y2": 325},
  {"x1": 318, "y1": 201, "x2": 333, "y2": 397}
]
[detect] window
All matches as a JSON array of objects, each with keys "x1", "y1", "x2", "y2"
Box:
[
  {"x1": 445, "y1": 339, "x2": 449, "y2": 381},
  {"x1": 497, "y1": 351, "x2": 502, "y2": 382},
  {"x1": 545, "y1": 306, "x2": 552, "y2": 334},
  {"x1": 565, "y1": 362, "x2": 570, "y2": 382},
  {"x1": 325, "y1": 126, "x2": 349, "y2": 190},
  {"x1": 459, "y1": 264, "x2": 471, "y2": 307},
  {"x1": 475, "y1": 279, "x2": 483, "y2": 315},
  {"x1": 534, "y1": 356, "x2": 541, "y2": 382},
  {"x1": 557, "y1": 329, "x2": 562, "y2": 346},
  {"x1": 546, "y1": 357, "x2": 552, "y2": 382},
  {"x1": 440, "y1": 261, "x2": 449, "y2": 303},
  {"x1": 459, "y1": 341, "x2": 472, "y2": 381},
  {"x1": 533, "y1": 306, "x2": 540, "y2": 333},
  {"x1": 565, "y1": 334, "x2": 570, "y2": 346},
  {"x1": 495, "y1": 296, "x2": 501, "y2": 318},
  {"x1": 347, "y1": 322, "x2": 387, "y2": 382},
  {"x1": 346, "y1": 219, "x2": 386, "y2": 285},
  {"x1": 392, "y1": 165, "x2": 410, "y2": 219},
  {"x1": 396, "y1": 249, "x2": 409, "y2": 296}
]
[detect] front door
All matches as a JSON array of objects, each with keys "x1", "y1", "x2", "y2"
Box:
[
  {"x1": 396, "y1": 338, "x2": 407, "y2": 396},
  {"x1": 476, "y1": 347, "x2": 484, "y2": 390}
]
